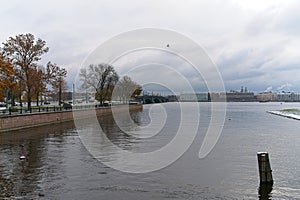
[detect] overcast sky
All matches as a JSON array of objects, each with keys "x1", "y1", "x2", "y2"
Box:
[{"x1": 1, "y1": 0, "x2": 300, "y2": 93}]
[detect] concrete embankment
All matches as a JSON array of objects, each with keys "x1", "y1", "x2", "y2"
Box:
[
  {"x1": 0, "y1": 104, "x2": 142, "y2": 133},
  {"x1": 267, "y1": 110, "x2": 300, "y2": 120}
]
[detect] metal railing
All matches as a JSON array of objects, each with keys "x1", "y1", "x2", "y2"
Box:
[{"x1": 0, "y1": 103, "x2": 113, "y2": 116}]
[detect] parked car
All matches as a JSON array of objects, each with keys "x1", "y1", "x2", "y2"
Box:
[
  {"x1": 103, "y1": 101, "x2": 112, "y2": 107},
  {"x1": 0, "y1": 103, "x2": 6, "y2": 111},
  {"x1": 13, "y1": 102, "x2": 20, "y2": 106}
]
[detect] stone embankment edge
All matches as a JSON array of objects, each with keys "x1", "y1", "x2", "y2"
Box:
[
  {"x1": 0, "y1": 104, "x2": 143, "y2": 133},
  {"x1": 267, "y1": 110, "x2": 300, "y2": 120}
]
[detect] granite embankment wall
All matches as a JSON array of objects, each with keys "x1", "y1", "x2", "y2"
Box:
[{"x1": 0, "y1": 104, "x2": 142, "y2": 133}]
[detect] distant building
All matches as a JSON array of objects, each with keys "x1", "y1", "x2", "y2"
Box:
[
  {"x1": 225, "y1": 91, "x2": 256, "y2": 102},
  {"x1": 179, "y1": 93, "x2": 209, "y2": 102},
  {"x1": 277, "y1": 92, "x2": 300, "y2": 102},
  {"x1": 225, "y1": 87, "x2": 256, "y2": 102},
  {"x1": 209, "y1": 92, "x2": 226, "y2": 102},
  {"x1": 167, "y1": 95, "x2": 179, "y2": 102},
  {"x1": 255, "y1": 92, "x2": 277, "y2": 102}
]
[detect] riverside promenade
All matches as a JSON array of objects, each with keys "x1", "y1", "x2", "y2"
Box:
[{"x1": 0, "y1": 104, "x2": 142, "y2": 133}]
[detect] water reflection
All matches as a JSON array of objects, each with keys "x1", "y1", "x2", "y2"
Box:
[
  {"x1": 0, "y1": 109, "x2": 145, "y2": 199},
  {"x1": 98, "y1": 113, "x2": 134, "y2": 145},
  {"x1": 258, "y1": 183, "x2": 273, "y2": 200},
  {"x1": 0, "y1": 103, "x2": 300, "y2": 199},
  {"x1": 0, "y1": 121, "x2": 76, "y2": 199}
]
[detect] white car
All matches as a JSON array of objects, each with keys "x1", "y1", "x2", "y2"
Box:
[
  {"x1": 0, "y1": 104, "x2": 6, "y2": 111},
  {"x1": 13, "y1": 102, "x2": 21, "y2": 106}
]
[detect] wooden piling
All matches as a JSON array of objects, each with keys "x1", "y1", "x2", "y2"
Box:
[
  {"x1": 257, "y1": 152, "x2": 273, "y2": 184},
  {"x1": 258, "y1": 181, "x2": 273, "y2": 199}
]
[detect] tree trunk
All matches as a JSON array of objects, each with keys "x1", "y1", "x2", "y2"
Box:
[
  {"x1": 9, "y1": 86, "x2": 15, "y2": 106},
  {"x1": 11, "y1": 93, "x2": 15, "y2": 107},
  {"x1": 19, "y1": 82, "x2": 23, "y2": 107},
  {"x1": 27, "y1": 87, "x2": 31, "y2": 110},
  {"x1": 36, "y1": 92, "x2": 39, "y2": 106},
  {"x1": 19, "y1": 92, "x2": 23, "y2": 107}
]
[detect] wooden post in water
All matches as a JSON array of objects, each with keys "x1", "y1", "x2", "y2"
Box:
[{"x1": 257, "y1": 152, "x2": 273, "y2": 184}]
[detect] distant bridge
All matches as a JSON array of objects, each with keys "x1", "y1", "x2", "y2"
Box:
[{"x1": 136, "y1": 95, "x2": 168, "y2": 104}]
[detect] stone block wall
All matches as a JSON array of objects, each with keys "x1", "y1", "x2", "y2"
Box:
[{"x1": 0, "y1": 104, "x2": 142, "y2": 132}]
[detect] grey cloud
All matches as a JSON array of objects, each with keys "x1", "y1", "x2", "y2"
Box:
[
  {"x1": 1, "y1": 0, "x2": 300, "y2": 92},
  {"x1": 273, "y1": 2, "x2": 300, "y2": 35}
]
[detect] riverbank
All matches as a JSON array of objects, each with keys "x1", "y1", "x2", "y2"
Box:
[
  {"x1": 267, "y1": 109, "x2": 300, "y2": 120},
  {"x1": 0, "y1": 104, "x2": 142, "y2": 133}
]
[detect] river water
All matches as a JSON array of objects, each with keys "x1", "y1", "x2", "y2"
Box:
[{"x1": 0, "y1": 102, "x2": 300, "y2": 199}]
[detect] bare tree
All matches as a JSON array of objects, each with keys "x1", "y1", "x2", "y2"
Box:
[
  {"x1": 46, "y1": 62, "x2": 67, "y2": 105},
  {"x1": 2, "y1": 33, "x2": 49, "y2": 109},
  {"x1": 114, "y1": 76, "x2": 142, "y2": 103},
  {"x1": 79, "y1": 63, "x2": 119, "y2": 105},
  {"x1": 31, "y1": 67, "x2": 47, "y2": 106}
]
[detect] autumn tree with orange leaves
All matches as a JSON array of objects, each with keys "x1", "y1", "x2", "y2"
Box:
[
  {"x1": 0, "y1": 54, "x2": 17, "y2": 102},
  {"x1": 2, "y1": 33, "x2": 49, "y2": 109},
  {"x1": 1, "y1": 33, "x2": 69, "y2": 108}
]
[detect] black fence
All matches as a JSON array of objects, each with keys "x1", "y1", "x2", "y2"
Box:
[{"x1": 0, "y1": 103, "x2": 112, "y2": 116}]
